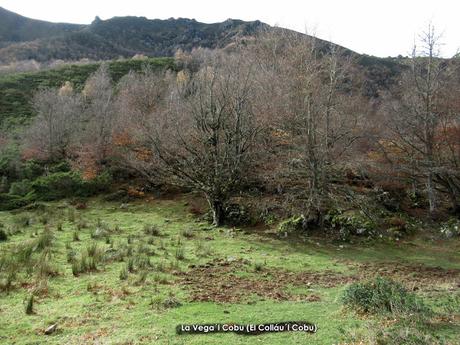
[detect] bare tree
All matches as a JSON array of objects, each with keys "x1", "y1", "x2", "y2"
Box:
[
  {"x1": 385, "y1": 24, "x2": 451, "y2": 215},
  {"x1": 113, "y1": 68, "x2": 170, "y2": 181},
  {"x1": 26, "y1": 84, "x2": 82, "y2": 162},
  {"x1": 119, "y1": 53, "x2": 261, "y2": 225},
  {"x1": 250, "y1": 29, "x2": 365, "y2": 222},
  {"x1": 74, "y1": 64, "x2": 116, "y2": 177}
]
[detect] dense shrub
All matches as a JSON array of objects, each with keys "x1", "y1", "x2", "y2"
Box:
[
  {"x1": 224, "y1": 203, "x2": 251, "y2": 226},
  {"x1": 31, "y1": 172, "x2": 84, "y2": 200},
  {"x1": 277, "y1": 215, "x2": 306, "y2": 236},
  {"x1": 325, "y1": 209, "x2": 376, "y2": 239},
  {"x1": 31, "y1": 171, "x2": 111, "y2": 201},
  {"x1": 439, "y1": 218, "x2": 460, "y2": 238},
  {"x1": 9, "y1": 180, "x2": 33, "y2": 196},
  {"x1": 0, "y1": 193, "x2": 31, "y2": 210},
  {"x1": 22, "y1": 160, "x2": 45, "y2": 180},
  {"x1": 0, "y1": 144, "x2": 22, "y2": 181},
  {"x1": 48, "y1": 161, "x2": 71, "y2": 173},
  {"x1": 342, "y1": 277, "x2": 430, "y2": 316}
]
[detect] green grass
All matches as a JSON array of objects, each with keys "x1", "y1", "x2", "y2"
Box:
[{"x1": 0, "y1": 197, "x2": 459, "y2": 344}]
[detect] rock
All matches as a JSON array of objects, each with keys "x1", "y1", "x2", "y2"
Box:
[
  {"x1": 356, "y1": 228, "x2": 367, "y2": 235},
  {"x1": 119, "y1": 203, "x2": 129, "y2": 209},
  {"x1": 44, "y1": 324, "x2": 57, "y2": 335},
  {"x1": 226, "y1": 256, "x2": 237, "y2": 262},
  {"x1": 444, "y1": 229, "x2": 454, "y2": 239}
]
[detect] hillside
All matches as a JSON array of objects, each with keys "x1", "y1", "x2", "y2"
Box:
[
  {"x1": 0, "y1": 7, "x2": 83, "y2": 47},
  {"x1": 0, "y1": 7, "x2": 267, "y2": 63},
  {"x1": 0, "y1": 57, "x2": 174, "y2": 127}
]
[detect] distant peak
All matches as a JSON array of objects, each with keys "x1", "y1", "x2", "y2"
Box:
[{"x1": 92, "y1": 16, "x2": 102, "y2": 24}]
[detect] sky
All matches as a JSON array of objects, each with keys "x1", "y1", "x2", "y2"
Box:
[{"x1": 1, "y1": 0, "x2": 459, "y2": 57}]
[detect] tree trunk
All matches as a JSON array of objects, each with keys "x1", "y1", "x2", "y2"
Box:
[
  {"x1": 427, "y1": 172, "x2": 436, "y2": 215},
  {"x1": 207, "y1": 197, "x2": 225, "y2": 227}
]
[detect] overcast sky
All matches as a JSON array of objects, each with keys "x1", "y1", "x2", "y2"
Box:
[{"x1": 2, "y1": 0, "x2": 459, "y2": 57}]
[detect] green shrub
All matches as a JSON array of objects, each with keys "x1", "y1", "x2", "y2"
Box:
[
  {"x1": 9, "y1": 180, "x2": 33, "y2": 197},
  {"x1": 342, "y1": 277, "x2": 430, "y2": 316},
  {"x1": 326, "y1": 209, "x2": 376, "y2": 239},
  {"x1": 31, "y1": 171, "x2": 112, "y2": 201},
  {"x1": 31, "y1": 172, "x2": 83, "y2": 201},
  {"x1": 439, "y1": 218, "x2": 460, "y2": 238},
  {"x1": 22, "y1": 160, "x2": 45, "y2": 180},
  {"x1": 0, "y1": 193, "x2": 30, "y2": 210},
  {"x1": 277, "y1": 215, "x2": 305, "y2": 236},
  {"x1": 49, "y1": 161, "x2": 71, "y2": 173}
]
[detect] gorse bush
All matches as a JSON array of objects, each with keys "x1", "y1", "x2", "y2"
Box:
[
  {"x1": 0, "y1": 169, "x2": 112, "y2": 210},
  {"x1": 342, "y1": 277, "x2": 431, "y2": 316},
  {"x1": 31, "y1": 171, "x2": 112, "y2": 201},
  {"x1": 9, "y1": 180, "x2": 33, "y2": 197},
  {"x1": 0, "y1": 193, "x2": 30, "y2": 210}
]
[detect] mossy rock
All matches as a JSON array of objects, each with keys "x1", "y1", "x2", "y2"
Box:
[{"x1": 277, "y1": 215, "x2": 306, "y2": 236}]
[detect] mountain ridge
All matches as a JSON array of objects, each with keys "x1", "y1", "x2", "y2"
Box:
[{"x1": 0, "y1": 7, "x2": 272, "y2": 63}]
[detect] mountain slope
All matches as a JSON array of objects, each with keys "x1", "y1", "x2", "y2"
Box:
[
  {"x1": 0, "y1": 7, "x2": 267, "y2": 63},
  {"x1": 0, "y1": 7, "x2": 405, "y2": 102},
  {"x1": 0, "y1": 57, "x2": 174, "y2": 127},
  {"x1": 0, "y1": 7, "x2": 83, "y2": 47}
]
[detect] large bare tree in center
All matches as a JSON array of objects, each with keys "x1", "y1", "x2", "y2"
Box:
[{"x1": 119, "y1": 53, "x2": 260, "y2": 226}]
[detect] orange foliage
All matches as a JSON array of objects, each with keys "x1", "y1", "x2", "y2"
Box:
[
  {"x1": 21, "y1": 147, "x2": 46, "y2": 161},
  {"x1": 113, "y1": 130, "x2": 135, "y2": 147},
  {"x1": 135, "y1": 148, "x2": 152, "y2": 162},
  {"x1": 127, "y1": 187, "x2": 145, "y2": 198}
]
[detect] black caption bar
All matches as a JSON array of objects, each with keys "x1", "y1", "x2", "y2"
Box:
[{"x1": 176, "y1": 321, "x2": 317, "y2": 335}]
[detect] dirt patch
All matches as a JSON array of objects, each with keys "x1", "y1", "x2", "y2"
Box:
[
  {"x1": 176, "y1": 258, "x2": 355, "y2": 303},
  {"x1": 349, "y1": 261, "x2": 460, "y2": 289},
  {"x1": 177, "y1": 258, "x2": 460, "y2": 303}
]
